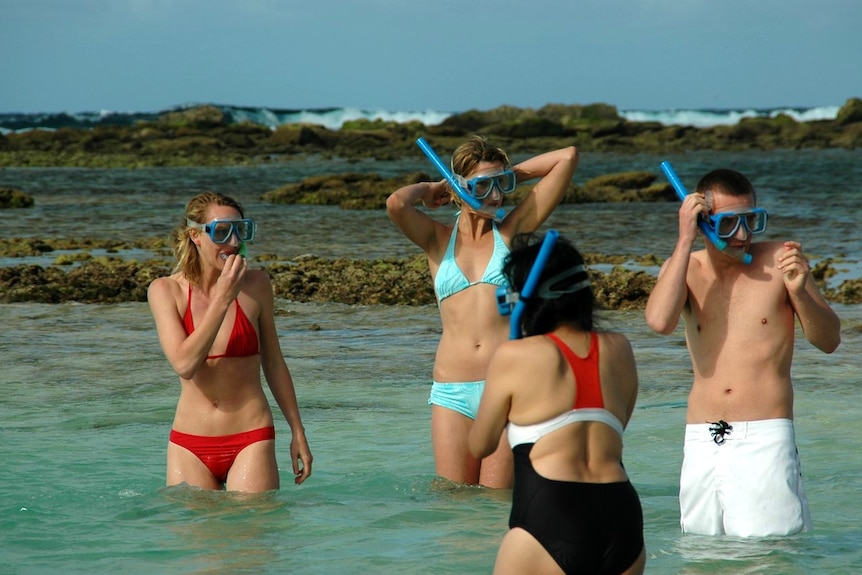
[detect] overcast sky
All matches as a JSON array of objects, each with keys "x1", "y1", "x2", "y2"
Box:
[{"x1": 1, "y1": 0, "x2": 860, "y2": 114}]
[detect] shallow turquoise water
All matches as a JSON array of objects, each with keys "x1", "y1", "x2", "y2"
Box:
[{"x1": 1, "y1": 302, "x2": 860, "y2": 574}]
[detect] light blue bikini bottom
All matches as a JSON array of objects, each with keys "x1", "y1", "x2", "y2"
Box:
[{"x1": 428, "y1": 380, "x2": 485, "y2": 420}]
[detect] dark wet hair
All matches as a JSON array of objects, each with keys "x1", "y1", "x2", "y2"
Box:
[
  {"x1": 695, "y1": 168, "x2": 757, "y2": 203},
  {"x1": 503, "y1": 232, "x2": 595, "y2": 337}
]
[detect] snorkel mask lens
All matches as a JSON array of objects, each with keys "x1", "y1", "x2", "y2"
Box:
[
  {"x1": 709, "y1": 208, "x2": 768, "y2": 239},
  {"x1": 465, "y1": 170, "x2": 517, "y2": 200},
  {"x1": 209, "y1": 219, "x2": 255, "y2": 244},
  {"x1": 188, "y1": 218, "x2": 256, "y2": 244}
]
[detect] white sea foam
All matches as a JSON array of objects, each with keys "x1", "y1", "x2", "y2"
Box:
[
  {"x1": 620, "y1": 106, "x2": 841, "y2": 127},
  {"x1": 0, "y1": 103, "x2": 844, "y2": 132}
]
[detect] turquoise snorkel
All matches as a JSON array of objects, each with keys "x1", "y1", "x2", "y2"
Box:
[
  {"x1": 416, "y1": 137, "x2": 506, "y2": 220},
  {"x1": 503, "y1": 229, "x2": 559, "y2": 339},
  {"x1": 659, "y1": 161, "x2": 752, "y2": 265}
]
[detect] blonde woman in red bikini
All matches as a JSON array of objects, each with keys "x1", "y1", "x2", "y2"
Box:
[{"x1": 148, "y1": 191, "x2": 312, "y2": 492}]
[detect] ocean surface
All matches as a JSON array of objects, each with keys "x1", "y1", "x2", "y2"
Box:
[
  {"x1": 0, "y1": 102, "x2": 844, "y2": 133},
  {"x1": 1, "y1": 146, "x2": 861, "y2": 574}
]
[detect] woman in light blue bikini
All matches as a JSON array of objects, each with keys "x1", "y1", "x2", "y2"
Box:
[{"x1": 387, "y1": 136, "x2": 578, "y2": 487}]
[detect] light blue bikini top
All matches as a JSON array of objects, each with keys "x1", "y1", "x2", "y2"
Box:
[{"x1": 434, "y1": 215, "x2": 510, "y2": 303}]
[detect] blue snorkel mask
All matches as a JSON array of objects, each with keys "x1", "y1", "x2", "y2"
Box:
[
  {"x1": 495, "y1": 230, "x2": 592, "y2": 339},
  {"x1": 416, "y1": 137, "x2": 507, "y2": 221},
  {"x1": 187, "y1": 218, "x2": 256, "y2": 244},
  {"x1": 459, "y1": 169, "x2": 517, "y2": 200},
  {"x1": 707, "y1": 208, "x2": 768, "y2": 239},
  {"x1": 187, "y1": 218, "x2": 253, "y2": 258}
]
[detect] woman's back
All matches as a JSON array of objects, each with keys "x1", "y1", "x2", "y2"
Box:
[{"x1": 500, "y1": 329, "x2": 638, "y2": 484}]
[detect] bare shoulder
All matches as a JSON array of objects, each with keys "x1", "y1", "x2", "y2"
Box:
[
  {"x1": 244, "y1": 268, "x2": 275, "y2": 299},
  {"x1": 598, "y1": 331, "x2": 632, "y2": 350},
  {"x1": 246, "y1": 267, "x2": 273, "y2": 285},
  {"x1": 147, "y1": 274, "x2": 182, "y2": 301},
  {"x1": 489, "y1": 336, "x2": 561, "y2": 396},
  {"x1": 493, "y1": 335, "x2": 558, "y2": 369},
  {"x1": 597, "y1": 331, "x2": 634, "y2": 359},
  {"x1": 495, "y1": 335, "x2": 539, "y2": 360}
]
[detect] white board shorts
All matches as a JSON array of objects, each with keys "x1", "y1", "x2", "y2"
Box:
[{"x1": 679, "y1": 418, "x2": 812, "y2": 537}]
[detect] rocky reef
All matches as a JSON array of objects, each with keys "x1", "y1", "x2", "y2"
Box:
[
  {"x1": 0, "y1": 252, "x2": 655, "y2": 310},
  {"x1": 0, "y1": 237, "x2": 855, "y2": 308},
  {"x1": 1, "y1": 98, "x2": 861, "y2": 308},
  {"x1": 261, "y1": 169, "x2": 676, "y2": 210},
  {"x1": 0, "y1": 158, "x2": 684, "y2": 309},
  {"x1": 1, "y1": 98, "x2": 861, "y2": 168}
]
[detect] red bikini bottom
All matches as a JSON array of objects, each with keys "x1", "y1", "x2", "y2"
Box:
[{"x1": 169, "y1": 426, "x2": 275, "y2": 484}]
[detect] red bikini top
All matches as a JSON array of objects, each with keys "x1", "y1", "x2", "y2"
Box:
[
  {"x1": 182, "y1": 284, "x2": 259, "y2": 359},
  {"x1": 545, "y1": 332, "x2": 603, "y2": 409}
]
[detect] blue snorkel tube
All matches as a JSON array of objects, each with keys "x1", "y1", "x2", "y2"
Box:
[
  {"x1": 508, "y1": 229, "x2": 559, "y2": 339},
  {"x1": 659, "y1": 161, "x2": 752, "y2": 265},
  {"x1": 416, "y1": 137, "x2": 505, "y2": 220}
]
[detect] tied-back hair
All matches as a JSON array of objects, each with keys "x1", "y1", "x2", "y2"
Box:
[
  {"x1": 695, "y1": 168, "x2": 757, "y2": 205},
  {"x1": 448, "y1": 135, "x2": 511, "y2": 206},
  {"x1": 503, "y1": 232, "x2": 595, "y2": 337},
  {"x1": 172, "y1": 191, "x2": 245, "y2": 287}
]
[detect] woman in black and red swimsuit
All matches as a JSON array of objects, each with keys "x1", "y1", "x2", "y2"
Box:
[{"x1": 469, "y1": 232, "x2": 645, "y2": 575}]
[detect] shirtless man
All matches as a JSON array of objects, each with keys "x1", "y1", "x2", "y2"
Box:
[{"x1": 644, "y1": 168, "x2": 840, "y2": 537}]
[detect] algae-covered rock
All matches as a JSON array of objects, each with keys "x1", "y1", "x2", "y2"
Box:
[
  {"x1": 0, "y1": 249, "x2": 858, "y2": 307},
  {"x1": 573, "y1": 172, "x2": 675, "y2": 203},
  {"x1": 262, "y1": 169, "x2": 677, "y2": 210},
  {"x1": 836, "y1": 97, "x2": 862, "y2": 126},
  {"x1": 0, "y1": 260, "x2": 171, "y2": 303},
  {"x1": 0, "y1": 236, "x2": 171, "y2": 255},
  {"x1": 484, "y1": 117, "x2": 566, "y2": 139},
  {"x1": 828, "y1": 278, "x2": 862, "y2": 305},
  {"x1": 158, "y1": 105, "x2": 227, "y2": 128},
  {"x1": 262, "y1": 171, "x2": 431, "y2": 210},
  {"x1": 591, "y1": 266, "x2": 657, "y2": 311},
  {"x1": 0, "y1": 187, "x2": 35, "y2": 208},
  {"x1": 269, "y1": 123, "x2": 336, "y2": 147},
  {"x1": 267, "y1": 254, "x2": 434, "y2": 306}
]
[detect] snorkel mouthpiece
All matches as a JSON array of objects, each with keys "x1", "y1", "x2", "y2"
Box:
[
  {"x1": 660, "y1": 161, "x2": 752, "y2": 265},
  {"x1": 416, "y1": 137, "x2": 505, "y2": 220},
  {"x1": 218, "y1": 242, "x2": 247, "y2": 261}
]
